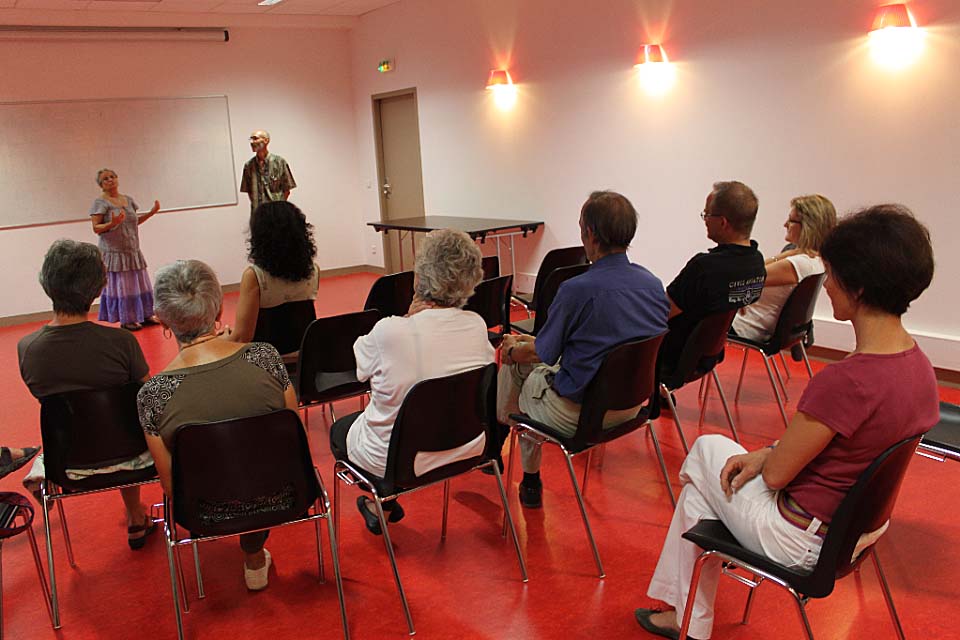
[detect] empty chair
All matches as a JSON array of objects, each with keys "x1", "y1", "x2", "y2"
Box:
[
  {"x1": 508, "y1": 335, "x2": 669, "y2": 577},
  {"x1": 510, "y1": 263, "x2": 589, "y2": 335},
  {"x1": 464, "y1": 274, "x2": 513, "y2": 347},
  {"x1": 917, "y1": 401, "x2": 960, "y2": 462},
  {"x1": 512, "y1": 245, "x2": 588, "y2": 314},
  {"x1": 659, "y1": 309, "x2": 740, "y2": 453},
  {"x1": 163, "y1": 409, "x2": 348, "y2": 640},
  {"x1": 678, "y1": 436, "x2": 921, "y2": 640},
  {"x1": 0, "y1": 492, "x2": 55, "y2": 635},
  {"x1": 363, "y1": 270, "x2": 415, "y2": 318},
  {"x1": 296, "y1": 309, "x2": 382, "y2": 425},
  {"x1": 481, "y1": 254, "x2": 500, "y2": 280},
  {"x1": 38, "y1": 382, "x2": 158, "y2": 627},
  {"x1": 252, "y1": 298, "x2": 318, "y2": 364},
  {"x1": 729, "y1": 272, "x2": 826, "y2": 427},
  {"x1": 333, "y1": 364, "x2": 526, "y2": 635}
]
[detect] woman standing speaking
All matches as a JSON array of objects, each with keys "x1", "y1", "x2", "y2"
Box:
[{"x1": 89, "y1": 168, "x2": 160, "y2": 331}]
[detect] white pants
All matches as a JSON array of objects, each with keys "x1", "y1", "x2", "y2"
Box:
[{"x1": 647, "y1": 435, "x2": 823, "y2": 639}]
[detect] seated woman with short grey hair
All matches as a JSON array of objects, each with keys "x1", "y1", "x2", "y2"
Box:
[
  {"x1": 329, "y1": 228, "x2": 495, "y2": 535},
  {"x1": 18, "y1": 239, "x2": 156, "y2": 549},
  {"x1": 137, "y1": 259, "x2": 296, "y2": 591}
]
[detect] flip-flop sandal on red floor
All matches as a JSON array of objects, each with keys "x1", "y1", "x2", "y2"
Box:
[{"x1": 0, "y1": 446, "x2": 40, "y2": 479}]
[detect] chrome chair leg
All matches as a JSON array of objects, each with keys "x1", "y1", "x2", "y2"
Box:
[
  {"x1": 173, "y1": 535, "x2": 190, "y2": 612},
  {"x1": 761, "y1": 356, "x2": 790, "y2": 427},
  {"x1": 698, "y1": 376, "x2": 706, "y2": 401},
  {"x1": 771, "y1": 354, "x2": 790, "y2": 402},
  {"x1": 303, "y1": 406, "x2": 310, "y2": 429},
  {"x1": 560, "y1": 447, "x2": 604, "y2": 578},
  {"x1": 735, "y1": 348, "x2": 749, "y2": 403},
  {"x1": 581, "y1": 449, "x2": 594, "y2": 496},
  {"x1": 790, "y1": 589, "x2": 816, "y2": 640},
  {"x1": 334, "y1": 473, "x2": 342, "y2": 548},
  {"x1": 325, "y1": 511, "x2": 350, "y2": 640},
  {"x1": 697, "y1": 372, "x2": 713, "y2": 428},
  {"x1": 713, "y1": 370, "x2": 740, "y2": 443},
  {"x1": 678, "y1": 551, "x2": 712, "y2": 639},
  {"x1": 330, "y1": 404, "x2": 338, "y2": 423},
  {"x1": 872, "y1": 551, "x2": 906, "y2": 640},
  {"x1": 441, "y1": 480, "x2": 451, "y2": 540},
  {"x1": 25, "y1": 523, "x2": 55, "y2": 628},
  {"x1": 779, "y1": 352, "x2": 791, "y2": 380},
  {"x1": 661, "y1": 384, "x2": 690, "y2": 454},
  {"x1": 502, "y1": 428, "x2": 519, "y2": 536},
  {"x1": 799, "y1": 342, "x2": 814, "y2": 379},
  {"x1": 372, "y1": 490, "x2": 415, "y2": 635},
  {"x1": 741, "y1": 578, "x2": 759, "y2": 624},
  {"x1": 193, "y1": 542, "x2": 204, "y2": 599},
  {"x1": 314, "y1": 500, "x2": 325, "y2": 583},
  {"x1": 648, "y1": 423, "x2": 676, "y2": 507},
  {"x1": 490, "y1": 461, "x2": 528, "y2": 582},
  {"x1": 164, "y1": 532, "x2": 185, "y2": 640},
  {"x1": 40, "y1": 488, "x2": 61, "y2": 629},
  {"x1": 54, "y1": 499, "x2": 75, "y2": 569}
]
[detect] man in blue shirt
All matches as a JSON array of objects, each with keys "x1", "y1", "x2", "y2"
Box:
[{"x1": 497, "y1": 191, "x2": 670, "y2": 508}]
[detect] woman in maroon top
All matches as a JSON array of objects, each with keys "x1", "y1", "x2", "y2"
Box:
[{"x1": 635, "y1": 205, "x2": 940, "y2": 640}]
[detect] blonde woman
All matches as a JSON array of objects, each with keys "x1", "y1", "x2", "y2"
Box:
[{"x1": 730, "y1": 194, "x2": 836, "y2": 341}]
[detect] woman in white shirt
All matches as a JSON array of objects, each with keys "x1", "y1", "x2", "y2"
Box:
[
  {"x1": 329, "y1": 229, "x2": 495, "y2": 535},
  {"x1": 730, "y1": 194, "x2": 837, "y2": 342}
]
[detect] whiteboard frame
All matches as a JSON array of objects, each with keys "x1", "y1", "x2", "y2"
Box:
[{"x1": 0, "y1": 94, "x2": 240, "y2": 231}]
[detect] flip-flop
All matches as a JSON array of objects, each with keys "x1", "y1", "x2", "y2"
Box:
[
  {"x1": 0, "y1": 446, "x2": 40, "y2": 479},
  {"x1": 127, "y1": 514, "x2": 159, "y2": 550}
]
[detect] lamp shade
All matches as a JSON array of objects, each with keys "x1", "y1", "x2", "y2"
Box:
[
  {"x1": 871, "y1": 3, "x2": 916, "y2": 31},
  {"x1": 486, "y1": 69, "x2": 513, "y2": 89},
  {"x1": 634, "y1": 44, "x2": 668, "y2": 67}
]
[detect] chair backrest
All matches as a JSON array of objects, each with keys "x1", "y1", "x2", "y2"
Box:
[
  {"x1": 170, "y1": 409, "x2": 318, "y2": 537},
  {"x1": 252, "y1": 299, "x2": 317, "y2": 355},
  {"x1": 529, "y1": 246, "x2": 588, "y2": 309},
  {"x1": 381, "y1": 363, "x2": 497, "y2": 493},
  {"x1": 573, "y1": 334, "x2": 666, "y2": 447},
  {"x1": 40, "y1": 382, "x2": 147, "y2": 486},
  {"x1": 765, "y1": 272, "x2": 826, "y2": 353},
  {"x1": 662, "y1": 309, "x2": 738, "y2": 390},
  {"x1": 481, "y1": 255, "x2": 500, "y2": 280},
  {"x1": 296, "y1": 309, "x2": 382, "y2": 405},
  {"x1": 801, "y1": 435, "x2": 922, "y2": 597},
  {"x1": 363, "y1": 270, "x2": 415, "y2": 318},
  {"x1": 464, "y1": 274, "x2": 513, "y2": 337},
  {"x1": 919, "y1": 402, "x2": 960, "y2": 459},
  {"x1": 532, "y1": 263, "x2": 590, "y2": 334}
]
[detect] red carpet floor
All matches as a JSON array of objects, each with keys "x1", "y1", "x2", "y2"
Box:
[{"x1": 1, "y1": 271, "x2": 957, "y2": 639}]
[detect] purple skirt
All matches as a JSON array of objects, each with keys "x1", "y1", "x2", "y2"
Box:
[{"x1": 98, "y1": 269, "x2": 154, "y2": 324}]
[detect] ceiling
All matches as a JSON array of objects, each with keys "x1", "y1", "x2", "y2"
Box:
[{"x1": 0, "y1": 0, "x2": 400, "y2": 16}]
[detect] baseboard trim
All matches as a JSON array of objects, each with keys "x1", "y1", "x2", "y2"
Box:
[
  {"x1": 807, "y1": 346, "x2": 960, "y2": 388},
  {"x1": 0, "y1": 264, "x2": 386, "y2": 328}
]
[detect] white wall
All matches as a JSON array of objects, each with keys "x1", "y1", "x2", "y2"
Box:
[
  {"x1": 0, "y1": 23, "x2": 365, "y2": 317},
  {"x1": 349, "y1": 0, "x2": 960, "y2": 369}
]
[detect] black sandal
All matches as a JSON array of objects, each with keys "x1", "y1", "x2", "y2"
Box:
[
  {"x1": 0, "y1": 446, "x2": 40, "y2": 479},
  {"x1": 128, "y1": 515, "x2": 158, "y2": 550}
]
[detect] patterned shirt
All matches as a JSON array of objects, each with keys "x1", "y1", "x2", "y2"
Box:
[
  {"x1": 137, "y1": 342, "x2": 290, "y2": 448},
  {"x1": 239, "y1": 153, "x2": 296, "y2": 212}
]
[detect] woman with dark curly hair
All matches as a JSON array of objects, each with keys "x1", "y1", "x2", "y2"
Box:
[{"x1": 228, "y1": 200, "x2": 319, "y2": 350}]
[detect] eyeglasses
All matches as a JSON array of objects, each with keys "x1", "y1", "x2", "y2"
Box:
[{"x1": 700, "y1": 210, "x2": 723, "y2": 221}]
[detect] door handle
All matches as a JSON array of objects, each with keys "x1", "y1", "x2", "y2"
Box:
[{"x1": 382, "y1": 179, "x2": 392, "y2": 197}]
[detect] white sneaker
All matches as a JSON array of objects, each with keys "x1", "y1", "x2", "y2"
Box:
[{"x1": 244, "y1": 548, "x2": 272, "y2": 591}]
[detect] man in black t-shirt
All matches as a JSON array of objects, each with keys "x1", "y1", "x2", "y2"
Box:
[{"x1": 659, "y1": 181, "x2": 766, "y2": 376}]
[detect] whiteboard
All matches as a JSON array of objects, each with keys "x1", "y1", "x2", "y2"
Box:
[{"x1": 0, "y1": 95, "x2": 238, "y2": 230}]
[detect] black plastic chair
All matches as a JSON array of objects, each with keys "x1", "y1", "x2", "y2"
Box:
[
  {"x1": 678, "y1": 435, "x2": 921, "y2": 640},
  {"x1": 38, "y1": 381, "x2": 157, "y2": 628},
  {"x1": 464, "y1": 274, "x2": 513, "y2": 347},
  {"x1": 296, "y1": 309, "x2": 382, "y2": 426},
  {"x1": 0, "y1": 492, "x2": 55, "y2": 635},
  {"x1": 512, "y1": 246, "x2": 587, "y2": 314},
  {"x1": 510, "y1": 263, "x2": 589, "y2": 335},
  {"x1": 363, "y1": 270, "x2": 415, "y2": 318},
  {"x1": 660, "y1": 309, "x2": 740, "y2": 454},
  {"x1": 481, "y1": 255, "x2": 500, "y2": 280},
  {"x1": 728, "y1": 273, "x2": 826, "y2": 427},
  {"x1": 252, "y1": 298, "x2": 318, "y2": 366},
  {"x1": 508, "y1": 334, "x2": 669, "y2": 578},
  {"x1": 164, "y1": 409, "x2": 348, "y2": 640},
  {"x1": 916, "y1": 402, "x2": 960, "y2": 462},
  {"x1": 333, "y1": 363, "x2": 527, "y2": 635}
]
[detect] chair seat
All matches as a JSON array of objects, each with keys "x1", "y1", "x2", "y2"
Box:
[
  {"x1": 58, "y1": 464, "x2": 158, "y2": 493},
  {"x1": 301, "y1": 372, "x2": 368, "y2": 406},
  {"x1": 509, "y1": 412, "x2": 647, "y2": 455},
  {"x1": 510, "y1": 317, "x2": 535, "y2": 335},
  {"x1": 728, "y1": 325, "x2": 811, "y2": 357},
  {"x1": 920, "y1": 402, "x2": 960, "y2": 458},
  {"x1": 682, "y1": 519, "x2": 824, "y2": 595}
]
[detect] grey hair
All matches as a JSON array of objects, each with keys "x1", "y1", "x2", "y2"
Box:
[
  {"x1": 414, "y1": 229, "x2": 483, "y2": 308},
  {"x1": 96, "y1": 168, "x2": 116, "y2": 186},
  {"x1": 39, "y1": 239, "x2": 106, "y2": 315},
  {"x1": 153, "y1": 260, "x2": 223, "y2": 343}
]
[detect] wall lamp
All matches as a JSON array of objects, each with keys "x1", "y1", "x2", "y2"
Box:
[
  {"x1": 868, "y1": 3, "x2": 925, "y2": 69},
  {"x1": 634, "y1": 44, "x2": 676, "y2": 96},
  {"x1": 486, "y1": 68, "x2": 517, "y2": 110}
]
